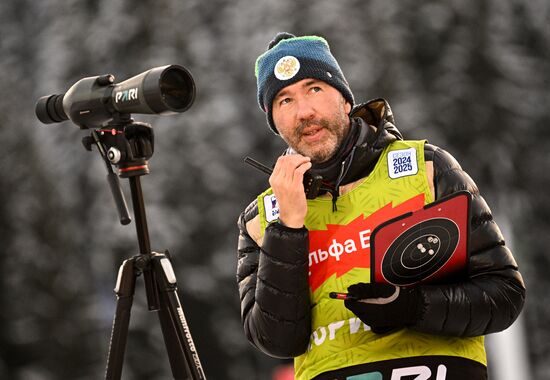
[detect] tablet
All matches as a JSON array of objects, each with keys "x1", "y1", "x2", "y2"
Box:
[{"x1": 371, "y1": 191, "x2": 471, "y2": 286}]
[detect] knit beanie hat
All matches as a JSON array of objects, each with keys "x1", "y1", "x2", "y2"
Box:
[{"x1": 255, "y1": 32, "x2": 355, "y2": 134}]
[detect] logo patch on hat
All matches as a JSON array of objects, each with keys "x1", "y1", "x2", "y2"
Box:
[{"x1": 274, "y1": 56, "x2": 300, "y2": 80}]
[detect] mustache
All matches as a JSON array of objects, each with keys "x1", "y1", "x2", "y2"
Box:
[{"x1": 296, "y1": 118, "x2": 330, "y2": 136}]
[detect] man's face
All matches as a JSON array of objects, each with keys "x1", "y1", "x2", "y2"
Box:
[{"x1": 272, "y1": 79, "x2": 352, "y2": 163}]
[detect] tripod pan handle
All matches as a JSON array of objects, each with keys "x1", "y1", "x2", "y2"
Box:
[{"x1": 107, "y1": 172, "x2": 131, "y2": 225}]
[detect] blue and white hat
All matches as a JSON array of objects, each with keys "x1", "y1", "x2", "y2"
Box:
[{"x1": 255, "y1": 32, "x2": 354, "y2": 134}]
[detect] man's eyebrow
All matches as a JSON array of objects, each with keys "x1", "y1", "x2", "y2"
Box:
[
  {"x1": 303, "y1": 79, "x2": 320, "y2": 87},
  {"x1": 275, "y1": 88, "x2": 290, "y2": 100},
  {"x1": 275, "y1": 80, "x2": 323, "y2": 101}
]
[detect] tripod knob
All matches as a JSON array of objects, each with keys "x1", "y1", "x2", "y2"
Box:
[{"x1": 108, "y1": 147, "x2": 122, "y2": 163}]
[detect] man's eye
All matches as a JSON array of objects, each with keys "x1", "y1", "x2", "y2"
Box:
[
  {"x1": 311, "y1": 86, "x2": 322, "y2": 93},
  {"x1": 280, "y1": 98, "x2": 291, "y2": 105}
]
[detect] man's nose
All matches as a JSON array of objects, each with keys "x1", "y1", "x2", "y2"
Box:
[{"x1": 296, "y1": 99, "x2": 315, "y2": 121}]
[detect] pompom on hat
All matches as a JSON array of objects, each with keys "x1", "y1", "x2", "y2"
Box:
[{"x1": 255, "y1": 32, "x2": 355, "y2": 134}]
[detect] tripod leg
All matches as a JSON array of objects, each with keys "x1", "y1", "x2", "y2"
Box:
[
  {"x1": 151, "y1": 254, "x2": 207, "y2": 380},
  {"x1": 105, "y1": 258, "x2": 137, "y2": 380}
]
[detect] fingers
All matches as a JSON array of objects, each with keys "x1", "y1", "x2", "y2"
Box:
[
  {"x1": 358, "y1": 287, "x2": 400, "y2": 305},
  {"x1": 269, "y1": 154, "x2": 311, "y2": 228},
  {"x1": 294, "y1": 159, "x2": 313, "y2": 184},
  {"x1": 347, "y1": 283, "x2": 399, "y2": 300},
  {"x1": 270, "y1": 154, "x2": 311, "y2": 188}
]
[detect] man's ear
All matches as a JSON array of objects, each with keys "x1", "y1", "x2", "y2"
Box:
[{"x1": 345, "y1": 100, "x2": 352, "y2": 115}]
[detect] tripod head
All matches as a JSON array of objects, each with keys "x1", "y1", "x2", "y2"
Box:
[
  {"x1": 80, "y1": 113, "x2": 157, "y2": 225},
  {"x1": 83, "y1": 113, "x2": 154, "y2": 177}
]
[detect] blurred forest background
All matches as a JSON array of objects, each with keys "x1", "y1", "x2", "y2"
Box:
[{"x1": 0, "y1": 0, "x2": 548, "y2": 379}]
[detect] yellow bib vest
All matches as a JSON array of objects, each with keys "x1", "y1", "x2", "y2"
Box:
[{"x1": 257, "y1": 140, "x2": 486, "y2": 380}]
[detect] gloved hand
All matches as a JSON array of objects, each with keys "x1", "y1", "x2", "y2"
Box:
[{"x1": 344, "y1": 283, "x2": 423, "y2": 334}]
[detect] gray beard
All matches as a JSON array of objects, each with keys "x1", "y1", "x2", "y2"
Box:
[{"x1": 290, "y1": 119, "x2": 348, "y2": 163}]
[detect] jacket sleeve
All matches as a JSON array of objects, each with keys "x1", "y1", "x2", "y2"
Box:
[
  {"x1": 412, "y1": 144, "x2": 526, "y2": 336},
  {"x1": 236, "y1": 200, "x2": 311, "y2": 358}
]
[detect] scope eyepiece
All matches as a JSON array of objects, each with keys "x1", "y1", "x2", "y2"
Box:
[{"x1": 36, "y1": 94, "x2": 68, "y2": 124}]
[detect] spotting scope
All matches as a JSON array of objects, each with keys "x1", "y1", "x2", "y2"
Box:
[{"x1": 36, "y1": 65, "x2": 195, "y2": 129}]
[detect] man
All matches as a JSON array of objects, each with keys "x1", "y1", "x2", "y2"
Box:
[{"x1": 236, "y1": 32, "x2": 525, "y2": 380}]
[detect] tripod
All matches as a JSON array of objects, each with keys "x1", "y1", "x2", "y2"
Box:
[{"x1": 83, "y1": 115, "x2": 206, "y2": 380}]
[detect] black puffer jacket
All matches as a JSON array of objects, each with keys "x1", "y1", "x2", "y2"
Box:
[{"x1": 236, "y1": 98, "x2": 526, "y2": 358}]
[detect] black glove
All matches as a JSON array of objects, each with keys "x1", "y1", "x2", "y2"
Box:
[{"x1": 344, "y1": 283, "x2": 423, "y2": 334}]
